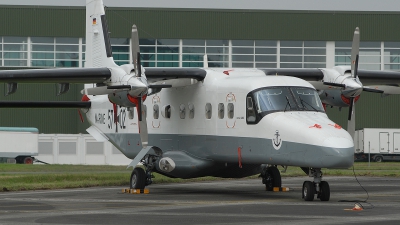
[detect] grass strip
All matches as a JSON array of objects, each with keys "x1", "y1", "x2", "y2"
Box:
[{"x1": 1, "y1": 162, "x2": 400, "y2": 192}]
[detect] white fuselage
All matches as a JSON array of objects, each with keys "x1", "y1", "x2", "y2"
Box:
[{"x1": 86, "y1": 68, "x2": 354, "y2": 170}]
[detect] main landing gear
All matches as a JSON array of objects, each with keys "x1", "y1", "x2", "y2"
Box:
[
  {"x1": 130, "y1": 154, "x2": 157, "y2": 189},
  {"x1": 301, "y1": 168, "x2": 330, "y2": 201},
  {"x1": 260, "y1": 165, "x2": 282, "y2": 191}
]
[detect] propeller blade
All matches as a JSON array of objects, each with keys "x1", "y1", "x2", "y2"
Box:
[
  {"x1": 350, "y1": 27, "x2": 360, "y2": 78},
  {"x1": 137, "y1": 52, "x2": 142, "y2": 78},
  {"x1": 107, "y1": 85, "x2": 131, "y2": 89},
  {"x1": 139, "y1": 102, "x2": 148, "y2": 148},
  {"x1": 131, "y1": 25, "x2": 140, "y2": 76},
  {"x1": 323, "y1": 82, "x2": 346, "y2": 88},
  {"x1": 135, "y1": 96, "x2": 148, "y2": 148},
  {"x1": 82, "y1": 86, "x2": 126, "y2": 95},
  {"x1": 137, "y1": 97, "x2": 142, "y2": 122},
  {"x1": 347, "y1": 97, "x2": 356, "y2": 140},
  {"x1": 363, "y1": 87, "x2": 384, "y2": 93}
]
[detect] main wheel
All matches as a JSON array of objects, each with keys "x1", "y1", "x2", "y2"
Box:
[
  {"x1": 318, "y1": 181, "x2": 330, "y2": 201},
  {"x1": 302, "y1": 181, "x2": 315, "y2": 201},
  {"x1": 130, "y1": 167, "x2": 146, "y2": 189},
  {"x1": 265, "y1": 166, "x2": 282, "y2": 191}
]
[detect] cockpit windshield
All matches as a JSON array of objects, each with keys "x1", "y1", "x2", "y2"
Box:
[{"x1": 253, "y1": 86, "x2": 324, "y2": 114}]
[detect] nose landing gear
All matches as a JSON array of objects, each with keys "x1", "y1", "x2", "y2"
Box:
[{"x1": 301, "y1": 168, "x2": 330, "y2": 201}]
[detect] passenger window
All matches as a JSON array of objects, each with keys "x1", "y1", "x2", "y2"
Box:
[
  {"x1": 205, "y1": 103, "x2": 212, "y2": 119},
  {"x1": 162, "y1": 105, "x2": 171, "y2": 119},
  {"x1": 218, "y1": 103, "x2": 224, "y2": 119},
  {"x1": 227, "y1": 103, "x2": 234, "y2": 119},
  {"x1": 153, "y1": 104, "x2": 159, "y2": 119},
  {"x1": 246, "y1": 97, "x2": 256, "y2": 122},
  {"x1": 188, "y1": 103, "x2": 195, "y2": 119},
  {"x1": 179, "y1": 104, "x2": 186, "y2": 119}
]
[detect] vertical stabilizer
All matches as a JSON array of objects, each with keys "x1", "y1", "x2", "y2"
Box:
[{"x1": 85, "y1": 0, "x2": 118, "y2": 68}]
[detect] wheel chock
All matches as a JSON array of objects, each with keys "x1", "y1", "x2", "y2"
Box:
[
  {"x1": 352, "y1": 203, "x2": 363, "y2": 211},
  {"x1": 122, "y1": 188, "x2": 149, "y2": 194},
  {"x1": 273, "y1": 187, "x2": 289, "y2": 192}
]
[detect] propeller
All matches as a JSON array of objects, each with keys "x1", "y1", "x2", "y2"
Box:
[
  {"x1": 347, "y1": 27, "x2": 360, "y2": 140},
  {"x1": 322, "y1": 28, "x2": 361, "y2": 140},
  {"x1": 131, "y1": 25, "x2": 148, "y2": 148},
  {"x1": 135, "y1": 51, "x2": 148, "y2": 148}
]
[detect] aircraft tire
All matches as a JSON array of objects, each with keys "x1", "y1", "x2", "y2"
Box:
[
  {"x1": 318, "y1": 181, "x2": 330, "y2": 201},
  {"x1": 130, "y1": 167, "x2": 146, "y2": 189},
  {"x1": 302, "y1": 181, "x2": 315, "y2": 201},
  {"x1": 265, "y1": 166, "x2": 282, "y2": 191}
]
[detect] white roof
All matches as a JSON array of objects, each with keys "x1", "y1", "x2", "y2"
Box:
[{"x1": 1, "y1": 0, "x2": 400, "y2": 12}]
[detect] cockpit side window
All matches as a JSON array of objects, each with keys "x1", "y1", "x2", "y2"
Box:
[{"x1": 246, "y1": 96, "x2": 257, "y2": 123}]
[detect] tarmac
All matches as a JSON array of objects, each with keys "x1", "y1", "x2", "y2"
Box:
[{"x1": 1, "y1": 176, "x2": 400, "y2": 225}]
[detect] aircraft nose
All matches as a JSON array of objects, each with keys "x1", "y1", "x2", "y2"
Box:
[{"x1": 320, "y1": 137, "x2": 354, "y2": 168}]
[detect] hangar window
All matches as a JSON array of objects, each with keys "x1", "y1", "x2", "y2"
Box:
[
  {"x1": 3, "y1": 36, "x2": 28, "y2": 67},
  {"x1": 280, "y1": 41, "x2": 326, "y2": 68},
  {"x1": 336, "y1": 41, "x2": 381, "y2": 70},
  {"x1": 205, "y1": 103, "x2": 212, "y2": 119},
  {"x1": 156, "y1": 39, "x2": 179, "y2": 67},
  {"x1": 111, "y1": 38, "x2": 130, "y2": 66},
  {"x1": 384, "y1": 42, "x2": 400, "y2": 70}
]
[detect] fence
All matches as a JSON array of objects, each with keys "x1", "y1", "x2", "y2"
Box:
[{"x1": 37, "y1": 134, "x2": 131, "y2": 165}]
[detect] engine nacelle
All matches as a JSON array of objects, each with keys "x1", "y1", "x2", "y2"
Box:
[
  {"x1": 319, "y1": 90, "x2": 360, "y2": 108},
  {"x1": 155, "y1": 151, "x2": 216, "y2": 179},
  {"x1": 108, "y1": 91, "x2": 136, "y2": 108}
]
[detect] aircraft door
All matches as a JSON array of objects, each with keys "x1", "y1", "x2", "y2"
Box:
[
  {"x1": 394, "y1": 133, "x2": 400, "y2": 152},
  {"x1": 151, "y1": 95, "x2": 161, "y2": 129},
  {"x1": 226, "y1": 93, "x2": 236, "y2": 129},
  {"x1": 379, "y1": 132, "x2": 389, "y2": 153}
]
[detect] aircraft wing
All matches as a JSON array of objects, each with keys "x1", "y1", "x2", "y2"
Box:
[
  {"x1": 0, "y1": 67, "x2": 111, "y2": 108},
  {"x1": 0, "y1": 67, "x2": 111, "y2": 83},
  {"x1": 261, "y1": 68, "x2": 324, "y2": 81},
  {"x1": 145, "y1": 68, "x2": 207, "y2": 83},
  {"x1": 261, "y1": 68, "x2": 400, "y2": 94}
]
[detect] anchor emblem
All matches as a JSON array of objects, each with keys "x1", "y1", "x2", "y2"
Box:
[{"x1": 272, "y1": 130, "x2": 282, "y2": 150}]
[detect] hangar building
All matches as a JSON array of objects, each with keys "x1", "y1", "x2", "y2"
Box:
[{"x1": 0, "y1": 0, "x2": 399, "y2": 133}]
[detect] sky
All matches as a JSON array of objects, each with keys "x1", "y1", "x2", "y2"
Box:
[{"x1": 1, "y1": 0, "x2": 400, "y2": 12}]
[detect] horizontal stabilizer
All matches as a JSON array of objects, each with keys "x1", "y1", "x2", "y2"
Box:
[{"x1": 0, "y1": 101, "x2": 91, "y2": 108}]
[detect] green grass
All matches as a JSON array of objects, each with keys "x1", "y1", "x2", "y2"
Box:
[{"x1": 1, "y1": 162, "x2": 400, "y2": 192}]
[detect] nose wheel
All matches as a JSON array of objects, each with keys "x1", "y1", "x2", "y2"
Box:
[{"x1": 301, "y1": 168, "x2": 330, "y2": 201}]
